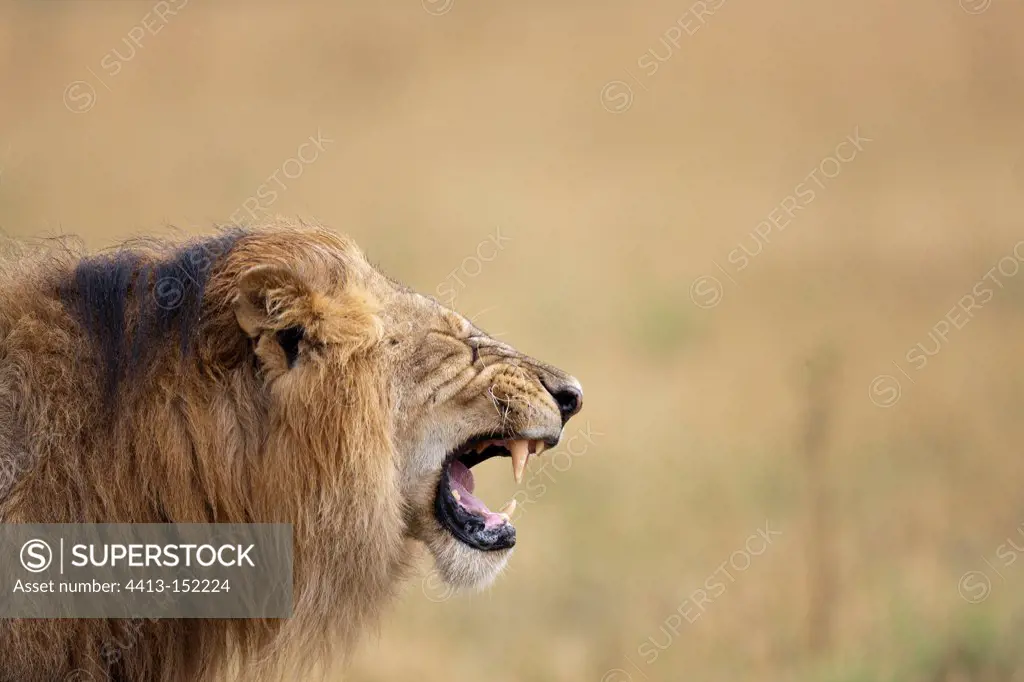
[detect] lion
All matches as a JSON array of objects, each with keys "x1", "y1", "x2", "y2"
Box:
[{"x1": 0, "y1": 222, "x2": 582, "y2": 682}]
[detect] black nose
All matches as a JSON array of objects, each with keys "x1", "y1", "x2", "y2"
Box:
[{"x1": 542, "y1": 376, "x2": 583, "y2": 423}]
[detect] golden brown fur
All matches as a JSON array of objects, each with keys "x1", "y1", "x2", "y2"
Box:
[{"x1": 0, "y1": 222, "x2": 581, "y2": 681}]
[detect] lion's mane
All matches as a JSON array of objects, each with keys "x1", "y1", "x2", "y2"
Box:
[{"x1": 0, "y1": 226, "x2": 410, "y2": 682}]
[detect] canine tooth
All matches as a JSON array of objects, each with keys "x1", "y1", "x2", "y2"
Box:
[
  {"x1": 451, "y1": 489, "x2": 461, "y2": 502},
  {"x1": 510, "y1": 439, "x2": 529, "y2": 484},
  {"x1": 499, "y1": 499, "x2": 517, "y2": 516}
]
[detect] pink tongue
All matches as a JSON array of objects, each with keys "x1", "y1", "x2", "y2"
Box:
[{"x1": 448, "y1": 461, "x2": 509, "y2": 529}]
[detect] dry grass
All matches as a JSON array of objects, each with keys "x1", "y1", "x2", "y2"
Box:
[{"x1": 3, "y1": 1, "x2": 1024, "y2": 680}]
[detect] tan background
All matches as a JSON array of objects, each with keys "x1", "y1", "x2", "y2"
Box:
[{"x1": 3, "y1": 1, "x2": 1024, "y2": 680}]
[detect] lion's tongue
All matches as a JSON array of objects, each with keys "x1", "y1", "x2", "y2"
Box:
[{"x1": 448, "y1": 461, "x2": 509, "y2": 529}]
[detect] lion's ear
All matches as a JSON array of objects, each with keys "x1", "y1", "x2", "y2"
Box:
[
  {"x1": 234, "y1": 264, "x2": 382, "y2": 359},
  {"x1": 234, "y1": 265, "x2": 315, "y2": 338}
]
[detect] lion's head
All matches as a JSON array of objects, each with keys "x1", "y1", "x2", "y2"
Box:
[{"x1": 214, "y1": 225, "x2": 582, "y2": 590}]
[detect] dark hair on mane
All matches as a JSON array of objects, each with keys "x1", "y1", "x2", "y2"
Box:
[{"x1": 59, "y1": 228, "x2": 248, "y2": 399}]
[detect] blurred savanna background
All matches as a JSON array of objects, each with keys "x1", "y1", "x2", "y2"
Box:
[{"x1": 3, "y1": 0, "x2": 1024, "y2": 680}]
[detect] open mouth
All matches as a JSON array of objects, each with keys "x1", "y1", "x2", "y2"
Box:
[{"x1": 435, "y1": 436, "x2": 551, "y2": 551}]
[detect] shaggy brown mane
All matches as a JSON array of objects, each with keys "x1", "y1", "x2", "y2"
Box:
[
  {"x1": 58, "y1": 228, "x2": 248, "y2": 400},
  {"x1": 0, "y1": 225, "x2": 407, "y2": 682}
]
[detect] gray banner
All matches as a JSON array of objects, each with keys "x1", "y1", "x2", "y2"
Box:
[{"x1": 0, "y1": 524, "x2": 292, "y2": 618}]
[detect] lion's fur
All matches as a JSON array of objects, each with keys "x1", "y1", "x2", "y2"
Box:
[{"x1": 0, "y1": 221, "x2": 580, "y2": 681}]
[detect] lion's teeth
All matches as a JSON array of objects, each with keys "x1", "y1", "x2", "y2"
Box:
[
  {"x1": 510, "y1": 439, "x2": 529, "y2": 484},
  {"x1": 451, "y1": 489, "x2": 461, "y2": 502},
  {"x1": 499, "y1": 499, "x2": 517, "y2": 517},
  {"x1": 475, "y1": 439, "x2": 504, "y2": 453}
]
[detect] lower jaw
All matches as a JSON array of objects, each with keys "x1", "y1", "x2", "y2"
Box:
[{"x1": 435, "y1": 499, "x2": 516, "y2": 551}]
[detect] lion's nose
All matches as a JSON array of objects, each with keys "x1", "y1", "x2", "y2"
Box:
[{"x1": 542, "y1": 375, "x2": 583, "y2": 423}]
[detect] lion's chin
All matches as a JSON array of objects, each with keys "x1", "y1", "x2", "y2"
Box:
[
  {"x1": 425, "y1": 528, "x2": 514, "y2": 590},
  {"x1": 408, "y1": 483, "x2": 515, "y2": 591}
]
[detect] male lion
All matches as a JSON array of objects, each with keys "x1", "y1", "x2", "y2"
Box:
[{"x1": 0, "y1": 222, "x2": 582, "y2": 681}]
